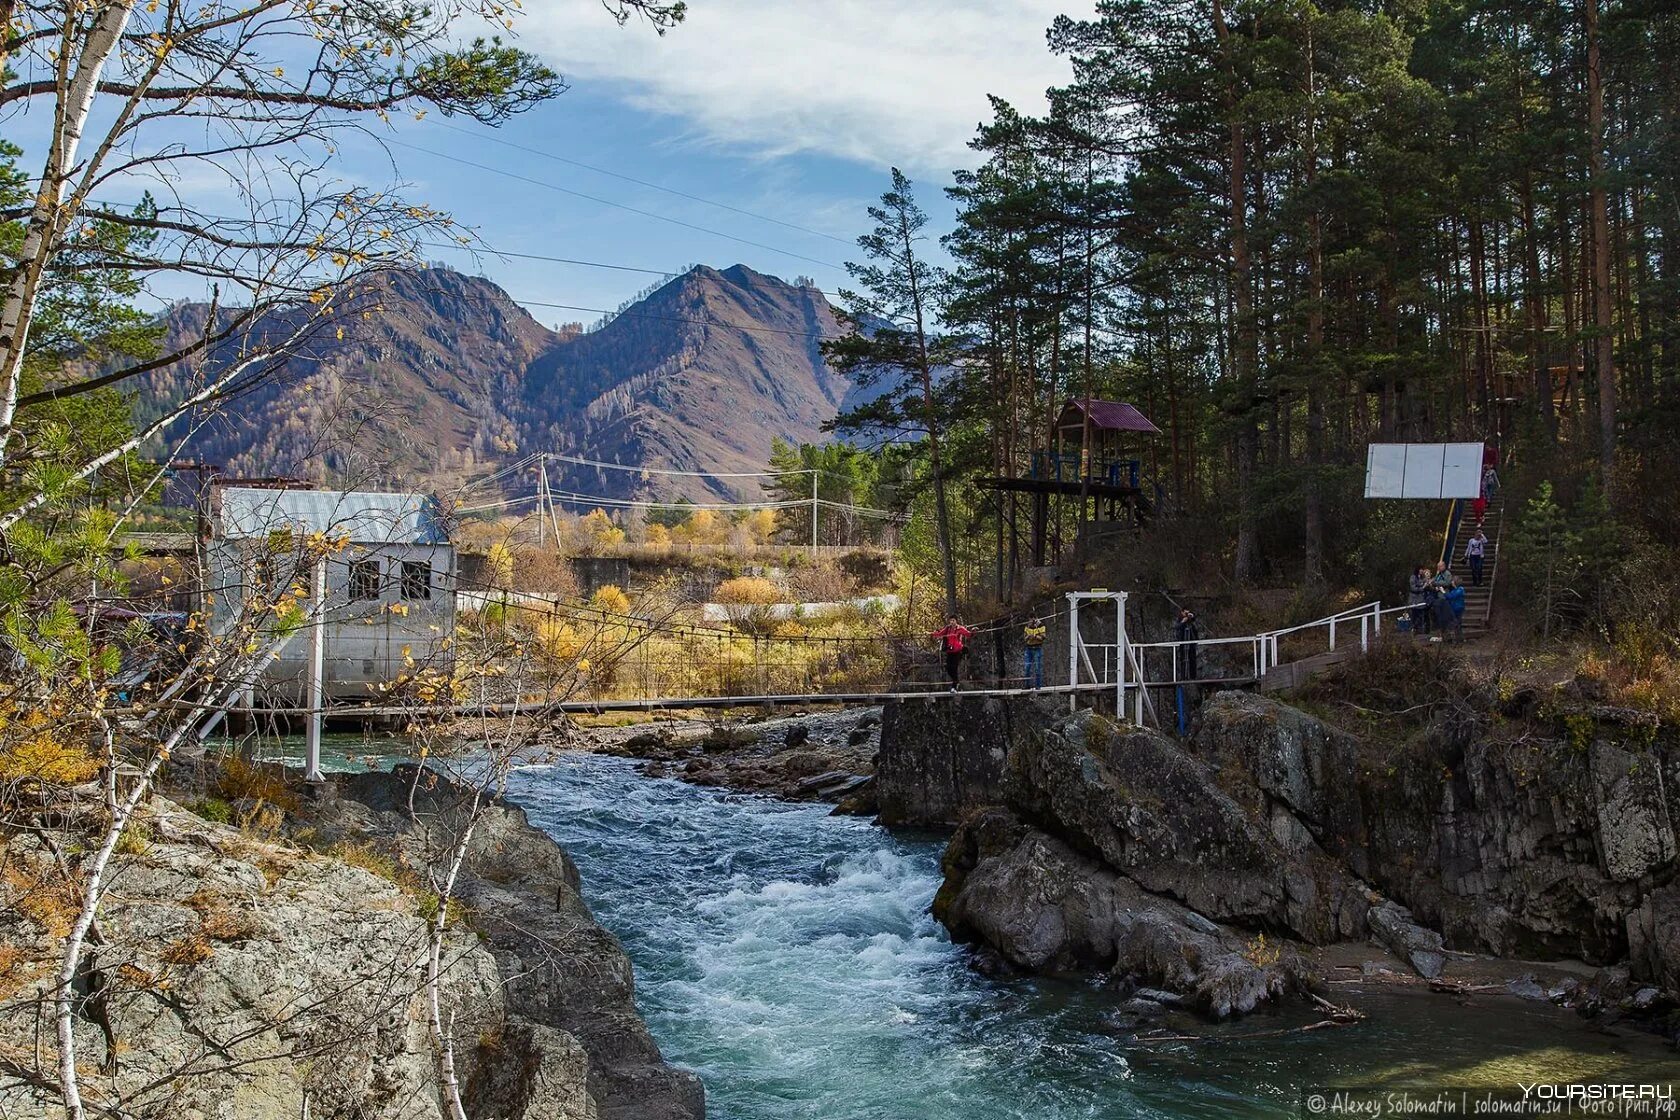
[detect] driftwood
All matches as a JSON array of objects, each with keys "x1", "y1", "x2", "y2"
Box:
[
  {"x1": 1427, "y1": 977, "x2": 1503, "y2": 996},
  {"x1": 1130, "y1": 997, "x2": 1365, "y2": 1045}
]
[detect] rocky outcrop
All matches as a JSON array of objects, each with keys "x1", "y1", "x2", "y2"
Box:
[
  {"x1": 600, "y1": 709, "x2": 880, "y2": 811},
  {"x1": 1197, "y1": 691, "x2": 1679, "y2": 974},
  {"x1": 0, "y1": 798, "x2": 554, "y2": 1119},
  {"x1": 936, "y1": 809, "x2": 1301, "y2": 1018},
  {"x1": 875, "y1": 696, "x2": 1053, "y2": 826},
  {"x1": 301, "y1": 766, "x2": 704, "y2": 1120},
  {"x1": 930, "y1": 689, "x2": 1680, "y2": 1017},
  {"x1": 1001, "y1": 710, "x2": 1368, "y2": 942},
  {"x1": 0, "y1": 767, "x2": 701, "y2": 1120}
]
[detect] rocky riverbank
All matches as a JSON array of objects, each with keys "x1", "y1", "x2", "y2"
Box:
[
  {"x1": 881, "y1": 655, "x2": 1680, "y2": 1033},
  {"x1": 584, "y1": 708, "x2": 881, "y2": 811},
  {"x1": 0, "y1": 764, "x2": 702, "y2": 1120}
]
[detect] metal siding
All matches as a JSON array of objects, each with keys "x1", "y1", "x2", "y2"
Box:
[{"x1": 217, "y1": 488, "x2": 446, "y2": 543}]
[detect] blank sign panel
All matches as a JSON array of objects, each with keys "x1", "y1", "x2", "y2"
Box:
[{"x1": 1364, "y1": 442, "x2": 1485, "y2": 499}]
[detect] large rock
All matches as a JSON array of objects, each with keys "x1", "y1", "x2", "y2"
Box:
[
  {"x1": 0, "y1": 798, "x2": 552, "y2": 1120},
  {"x1": 937, "y1": 809, "x2": 1300, "y2": 1018},
  {"x1": 1003, "y1": 709, "x2": 1367, "y2": 943},
  {"x1": 1193, "y1": 691, "x2": 1368, "y2": 874},
  {"x1": 1590, "y1": 741, "x2": 1676, "y2": 882},
  {"x1": 875, "y1": 696, "x2": 1053, "y2": 826}
]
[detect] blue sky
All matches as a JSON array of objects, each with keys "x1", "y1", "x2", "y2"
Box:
[
  {"x1": 6, "y1": 1, "x2": 1085, "y2": 323},
  {"x1": 321, "y1": 0, "x2": 1086, "y2": 325}
]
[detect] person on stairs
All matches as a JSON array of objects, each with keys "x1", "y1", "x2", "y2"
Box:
[
  {"x1": 1466, "y1": 528, "x2": 1488, "y2": 587},
  {"x1": 933, "y1": 616, "x2": 972, "y2": 691},
  {"x1": 1022, "y1": 617, "x2": 1046, "y2": 689}
]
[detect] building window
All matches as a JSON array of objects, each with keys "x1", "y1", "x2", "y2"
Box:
[
  {"x1": 400, "y1": 560, "x2": 431, "y2": 601},
  {"x1": 348, "y1": 559, "x2": 381, "y2": 602}
]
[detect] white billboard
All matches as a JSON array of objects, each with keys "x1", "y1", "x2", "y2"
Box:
[{"x1": 1365, "y1": 442, "x2": 1484, "y2": 499}]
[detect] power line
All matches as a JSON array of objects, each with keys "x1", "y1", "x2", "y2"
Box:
[
  {"x1": 421, "y1": 242, "x2": 851, "y2": 302},
  {"x1": 385, "y1": 138, "x2": 844, "y2": 273},
  {"x1": 429, "y1": 120, "x2": 855, "y2": 247},
  {"x1": 542, "y1": 450, "x2": 789, "y2": 481}
]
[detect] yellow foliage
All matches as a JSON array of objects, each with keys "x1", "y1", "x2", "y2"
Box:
[
  {"x1": 713, "y1": 576, "x2": 781, "y2": 605},
  {"x1": 673, "y1": 509, "x2": 729, "y2": 547},
  {"x1": 644, "y1": 523, "x2": 671, "y2": 548},
  {"x1": 485, "y1": 539, "x2": 517, "y2": 589},
  {"x1": 743, "y1": 509, "x2": 778, "y2": 543},
  {"x1": 0, "y1": 734, "x2": 99, "y2": 786},
  {"x1": 590, "y1": 585, "x2": 632, "y2": 615},
  {"x1": 579, "y1": 509, "x2": 626, "y2": 551}
]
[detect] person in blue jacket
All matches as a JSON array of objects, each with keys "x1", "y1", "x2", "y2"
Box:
[{"x1": 1445, "y1": 579, "x2": 1467, "y2": 641}]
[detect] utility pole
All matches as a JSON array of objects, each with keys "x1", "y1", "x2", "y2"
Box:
[
  {"x1": 810, "y1": 468, "x2": 818, "y2": 560},
  {"x1": 537, "y1": 456, "x2": 548, "y2": 546}
]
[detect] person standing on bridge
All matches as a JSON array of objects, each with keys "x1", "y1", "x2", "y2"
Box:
[
  {"x1": 1022, "y1": 617, "x2": 1046, "y2": 689},
  {"x1": 1174, "y1": 608, "x2": 1201, "y2": 681},
  {"x1": 933, "y1": 616, "x2": 973, "y2": 691}
]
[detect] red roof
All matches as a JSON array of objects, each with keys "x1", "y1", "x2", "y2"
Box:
[{"x1": 1059, "y1": 398, "x2": 1161, "y2": 434}]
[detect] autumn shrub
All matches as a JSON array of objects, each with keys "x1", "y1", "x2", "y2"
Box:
[
  {"x1": 0, "y1": 703, "x2": 99, "y2": 789},
  {"x1": 158, "y1": 931, "x2": 214, "y2": 968},
  {"x1": 712, "y1": 576, "x2": 782, "y2": 635},
  {"x1": 590, "y1": 584, "x2": 632, "y2": 615},
  {"x1": 189, "y1": 797, "x2": 235, "y2": 824},
  {"x1": 214, "y1": 754, "x2": 300, "y2": 814}
]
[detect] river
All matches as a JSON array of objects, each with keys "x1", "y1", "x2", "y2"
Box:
[{"x1": 505, "y1": 753, "x2": 1679, "y2": 1120}]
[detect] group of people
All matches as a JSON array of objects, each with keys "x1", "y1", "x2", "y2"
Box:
[
  {"x1": 1407, "y1": 560, "x2": 1468, "y2": 641},
  {"x1": 930, "y1": 606, "x2": 1201, "y2": 691},
  {"x1": 930, "y1": 614, "x2": 1049, "y2": 691},
  {"x1": 1469, "y1": 464, "x2": 1500, "y2": 526}
]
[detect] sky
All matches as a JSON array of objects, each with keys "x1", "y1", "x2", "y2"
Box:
[
  {"x1": 4, "y1": 1, "x2": 1086, "y2": 325},
  {"x1": 332, "y1": 0, "x2": 1087, "y2": 327}
]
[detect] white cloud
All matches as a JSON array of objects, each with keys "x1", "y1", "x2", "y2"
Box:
[{"x1": 521, "y1": 0, "x2": 1084, "y2": 172}]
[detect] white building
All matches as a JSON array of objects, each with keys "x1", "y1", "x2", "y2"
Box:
[{"x1": 207, "y1": 486, "x2": 456, "y2": 703}]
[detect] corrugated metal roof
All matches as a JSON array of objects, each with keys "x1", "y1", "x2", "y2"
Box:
[
  {"x1": 216, "y1": 487, "x2": 447, "y2": 544},
  {"x1": 1059, "y1": 398, "x2": 1161, "y2": 434}
]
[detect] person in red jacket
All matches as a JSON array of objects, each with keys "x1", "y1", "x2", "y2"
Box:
[{"x1": 932, "y1": 616, "x2": 972, "y2": 691}]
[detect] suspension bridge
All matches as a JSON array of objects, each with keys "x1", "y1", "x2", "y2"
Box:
[{"x1": 214, "y1": 589, "x2": 1412, "y2": 780}]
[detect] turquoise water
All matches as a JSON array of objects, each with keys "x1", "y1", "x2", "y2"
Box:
[{"x1": 507, "y1": 755, "x2": 1680, "y2": 1120}]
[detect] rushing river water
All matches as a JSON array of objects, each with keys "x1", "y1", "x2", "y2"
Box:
[{"x1": 505, "y1": 754, "x2": 1680, "y2": 1120}]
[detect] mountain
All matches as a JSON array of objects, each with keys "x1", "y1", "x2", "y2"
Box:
[
  {"x1": 519, "y1": 264, "x2": 853, "y2": 502},
  {"x1": 141, "y1": 264, "x2": 862, "y2": 502}
]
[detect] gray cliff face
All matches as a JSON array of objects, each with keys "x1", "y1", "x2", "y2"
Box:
[
  {"x1": 1196, "y1": 692, "x2": 1679, "y2": 973},
  {"x1": 0, "y1": 767, "x2": 702, "y2": 1120},
  {"x1": 894, "y1": 690, "x2": 1680, "y2": 1017},
  {"x1": 875, "y1": 698, "x2": 1054, "y2": 827},
  {"x1": 303, "y1": 766, "x2": 705, "y2": 1120}
]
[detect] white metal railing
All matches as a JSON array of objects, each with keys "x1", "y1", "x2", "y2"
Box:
[{"x1": 1073, "y1": 598, "x2": 1413, "y2": 727}]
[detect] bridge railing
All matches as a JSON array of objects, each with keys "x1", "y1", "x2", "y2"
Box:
[{"x1": 1124, "y1": 600, "x2": 1412, "y2": 692}]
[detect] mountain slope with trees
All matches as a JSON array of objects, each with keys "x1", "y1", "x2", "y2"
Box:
[{"x1": 138, "y1": 264, "x2": 859, "y2": 500}]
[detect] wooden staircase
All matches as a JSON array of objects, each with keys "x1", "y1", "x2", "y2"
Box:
[{"x1": 1446, "y1": 495, "x2": 1503, "y2": 635}]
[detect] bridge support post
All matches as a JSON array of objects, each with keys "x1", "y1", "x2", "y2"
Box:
[
  {"x1": 1066, "y1": 593, "x2": 1080, "y2": 713},
  {"x1": 305, "y1": 557, "x2": 326, "y2": 783}
]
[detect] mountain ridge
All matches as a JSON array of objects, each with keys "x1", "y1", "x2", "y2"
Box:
[{"x1": 141, "y1": 263, "x2": 861, "y2": 504}]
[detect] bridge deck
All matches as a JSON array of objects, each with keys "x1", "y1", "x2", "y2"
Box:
[{"x1": 213, "y1": 676, "x2": 1256, "y2": 720}]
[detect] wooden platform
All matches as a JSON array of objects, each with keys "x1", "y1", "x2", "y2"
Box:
[{"x1": 976, "y1": 475, "x2": 1145, "y2": 501}]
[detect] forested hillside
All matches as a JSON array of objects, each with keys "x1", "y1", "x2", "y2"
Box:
[
  {"x1": 871, "y1": 0, "x2": 1677, "y2": 601},
  {"x1": 140, "y1": 264, "x2": 854, "y2": 499}
]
